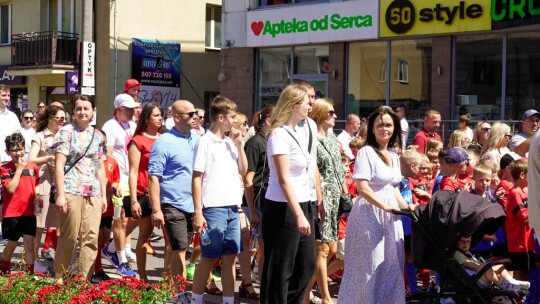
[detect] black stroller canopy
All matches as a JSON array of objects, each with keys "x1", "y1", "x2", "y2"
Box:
[{"x1": 412, "y1": 190, "x2": 506, "y2": 271}]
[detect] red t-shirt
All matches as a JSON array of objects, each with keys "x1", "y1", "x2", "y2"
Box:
[
  {"x1": 103, "y1": 157, "x2": 120, "y2": 217},
  {"x1": 0, "y1": 161, "x2": 40, "y2": 217},
  {"x1": 505, "y1": 188, "x2": 534, "y2": 253},
  {"x1": 496, "y1": 180, "x2": 514, "y2": 210},
  {"x1": 409, "y1": 176, "x2": 432, "y2": 205},
  {"x1": 129, "y1": 134, "x2": 157, "y2": 195},
  {"x1": 338, "y1": 214, "x2": 347, "y2": 240},
  {"x1": 412, "y1": 128, "x2": 442, "y2": 153},
  {"x1": 439, "y1": 176, "x2": 465, "y2": 192}
]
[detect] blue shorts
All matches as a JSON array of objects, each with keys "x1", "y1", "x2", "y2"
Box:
[{"x1": 201, "y1": 206, "x2": 241, "y2": 259}]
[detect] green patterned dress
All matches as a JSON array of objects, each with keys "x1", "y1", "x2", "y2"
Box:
[{"x1": 316, "y1": 133, "x2": 345, "y2": 242}]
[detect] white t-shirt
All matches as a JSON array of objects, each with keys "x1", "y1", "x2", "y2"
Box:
[
  {"x1": 510, "y1": 132, "x2": 529, "y2": 157},
  {"x1": 337, "y1": 130, "x2": 354, "y2": 160},
  {"x1": 400, "y1": 117, "x2": 409, "y2": 150},
  {"x1": 0, "y1": 109, "x2": 21, "y2": 162},
  {"x1": 528, "y1": 130, "x2": 540, "y2": 231},
  {"x1": 101, "y1": 118, "x2": 136, "y2": 181},
  {"x1": 164, "y1": 117, "x2": 174, "y2": 130},
  {"x1": 20, "y1": 126, "x2": 36, "y2": 160},
  {"x1": 193, "y1": 132, "x2": 241, "y2": 208},
  {"x1": 265, "y1": 126, "x2": 311, "y2": 203},
  {"x1": 296, "y1": 118, "x2": 318, "y2": 201},
  {"x1": 464, "y1": 127, "x2": 474, "y2": 143}
]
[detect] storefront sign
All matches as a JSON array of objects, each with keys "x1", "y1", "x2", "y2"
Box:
[
  {"x1": 380, "y1": 0, "x2": 491, "y2": 37},
  {"x1": 131, "y1": 38, "x2": 181, "y2": 88},
  {"x1": 0, "y1": 65, "x2": 24, "y2": 85},
  {"x1": 247, "y1": 1, "x2": 378, "y2": 47},
  {"x1": 492, "y1": 0, "x2": 540, "y2": 29},
  {"x1": 65, "y1": 71, "x2": 79, "y2": 94},
  {"x1": 81, "y1": 42, "x2": 95, "y2": 87}
]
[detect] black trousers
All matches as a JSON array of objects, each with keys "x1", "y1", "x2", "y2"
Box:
[{"x1": 260, "y1": 199, "x2": 316, "y2": 304}]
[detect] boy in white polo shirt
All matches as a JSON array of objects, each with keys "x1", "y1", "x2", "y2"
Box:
[{"x1": 191, "y1": 96, "x2": 248, "y2": 304}]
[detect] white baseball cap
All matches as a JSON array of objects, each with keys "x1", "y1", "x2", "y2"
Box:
[{"x1": 113, "y1": 93, "x2": 139, "y2": 109}]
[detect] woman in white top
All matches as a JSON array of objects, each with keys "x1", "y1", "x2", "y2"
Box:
[
  {"x1": 20, "y1": 110, "x2": 36, "y2": 159},
  {"x1": 261, "y1": 83, "x2": 315, "y2": 303},
  {"x1": 481, "y1": 122, "x2": 512, "y2": 165}
]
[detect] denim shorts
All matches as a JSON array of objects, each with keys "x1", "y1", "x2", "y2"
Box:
[{"x1": 201, "y1": 206, "x2": 241, "y2": 259}]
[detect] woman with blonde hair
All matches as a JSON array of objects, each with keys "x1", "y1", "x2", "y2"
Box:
[
  {"x1": 303, "y1": 98, "x2": 346, "y2": 304},
  {"x1": 424, "y1": 138, "x2": 443, "y2": 154},
  {"x1": 447, "y1": 129, "x2": 469, "y2": 148},
  {"x1": 481, "y1": 122, "x2": 512, "y2": 165},
  {"x1": 261, "y1": 83, "x2": 315, "y2": 303},
  {"x1": 470, "y1": 121, "x2": 491, "y2": 149}
]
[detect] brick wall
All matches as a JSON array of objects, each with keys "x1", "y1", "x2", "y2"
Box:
[
  {"x1": 431, "y1": 36, "x2": 453, "y2": 120},
  {"x1": 219, "y1": 47, "x2": 255, "y2": 116}
]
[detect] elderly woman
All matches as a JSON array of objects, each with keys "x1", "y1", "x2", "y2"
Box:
[
  {"x1": 28, "y1": 105, "x2": 66, "y2": 263},
  {"x1": 261, "y1": 83, "x2": 315, "y2": 303},
  {"x1": 303, "y1": 98, "x2": 346, "y2": 304},
  {"x1": 53, "y1": 95, "x2": 107, "y2": 283},
  {"x1": 481, "y1": 122, "x2": 512, "y2": 165}
]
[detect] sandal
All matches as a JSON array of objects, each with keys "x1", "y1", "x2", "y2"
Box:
[
  {"x1": 205, "y1": 286, "x2": 223, "y2": 296},
  {"x1": 310, "y1": 296, "x2": 323, "y2": 304},
  {"x1": 239, "y1": 281, "x2": 260, "y2": 299}
]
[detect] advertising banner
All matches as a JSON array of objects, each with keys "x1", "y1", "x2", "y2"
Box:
[
  {"x1": 131, "y1": 38, "x2": 181, "y2": 88},
  {"x1": 0, "y1": 66, "x2": 24, "y2": 85},
  {"x1": 380, "y1": 0, "x2": 491, "y2": 37},
  {"x1": 247, "y1": 1, "x2": 378, "y2": 47},
  {"x1": 65, "y1": 71, "x2": 79, "y2": 94}
]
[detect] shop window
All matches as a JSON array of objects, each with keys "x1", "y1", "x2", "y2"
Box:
[
  {"x1": 0, "y1": 4, "x2": 10, "y2": 45},
  {"x1": 205, "y1": 5, "x2": 221, "y2": 49},
  {"x1": 455, "y1": 35, "x2": 502, "y2": 120},
  {"x1": 292, "y1": 45, "x2": 329, "y2": 75},
  {"x1": 258, "y1": 47, "x2": 291, "y2": 108},
  {"x1": 397, "y1": 60, "x2": 409, "y2": 83}
]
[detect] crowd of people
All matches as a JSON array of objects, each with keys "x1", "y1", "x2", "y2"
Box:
[{"x1": 1, "y1": 77, "x2": 540, "y2": 304}]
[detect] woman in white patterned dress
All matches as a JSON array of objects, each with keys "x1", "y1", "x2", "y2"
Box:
[{"x1": 337, "y1": 106, "x2": 415, "y2": 304}]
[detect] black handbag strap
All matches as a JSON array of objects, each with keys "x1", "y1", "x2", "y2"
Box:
[
  {"x1": 64, "y1": 127, "x2": 95, "y2": 175},
  {"x1": 318, "y1": 139, "x2": 347, "y2": 195}
]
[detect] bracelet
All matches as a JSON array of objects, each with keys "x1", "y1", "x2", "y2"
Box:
[
  {"x1": 152, "y1": 209, "x2": 161, "y2": 215},
  {"x1": 131, "y1": 201, "x2": 139, "y2": 206}
]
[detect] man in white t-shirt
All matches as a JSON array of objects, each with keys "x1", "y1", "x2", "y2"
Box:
[
  {"x1": 337, "y1": 114, "x2": 360, "y2": 160},
  {"x1": 528, "y1": 129, "x2": 540, "y2": 240},
  {"x1": 510, "y1": 109, "x2": 540, "y2": 157},
  {"x1": 101, "y1": 93, "x2": 138, "y2": 276},
  {"x1": 396, "y1": 105, "x2": 409, "y2": 150},
  {"x1": 0, "y1": 85, "x2": 21, "y2": 163}
]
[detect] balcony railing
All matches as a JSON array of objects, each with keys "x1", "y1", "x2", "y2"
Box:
[{"x1": 11, "y1": 31, "x2": 79, "y2": 67}]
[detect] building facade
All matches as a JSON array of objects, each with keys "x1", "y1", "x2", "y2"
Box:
[
  {"x1": 5, "y1": 0, "x2": 221, "y2": 126},
  {"x1": 222, "y1": 0, "x2": 540, "y2": 124}
]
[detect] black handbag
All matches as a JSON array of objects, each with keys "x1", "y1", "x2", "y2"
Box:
[{"x1": 50, "y1": 129, "x2": 95, "y2": 204}]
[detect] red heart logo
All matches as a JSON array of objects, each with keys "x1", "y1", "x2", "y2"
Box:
[{"x1": 251, "y1": 21, "x2": 264, "y2": 36}]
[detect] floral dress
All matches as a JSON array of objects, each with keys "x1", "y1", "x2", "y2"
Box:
[
  {"x1": 316, "y1": 133, "x2": 344, "y2": 242},
  {"x1": 337, "y1": 146, "x2": 405, "y2": 303}
]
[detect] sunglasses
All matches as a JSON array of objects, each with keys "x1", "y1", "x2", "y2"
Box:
[
  {"x1": 504, "y1": 134, "x2": 512, "y2": 139},
  {"x1": 198, "y1": 116, "x2": 204, "y2": 119},
  {"x1": 178, "y1": 111, "x2": 197, "y2": 118},
  {"x1": 328, "y1": 110, "x2": 336, "y2": 116},
  {"x1": 23, "y1": 116, "x2": 34, "y2": 120},
  {"x1": 481, "y1": 127, "x2": 491, "y2": 132}
]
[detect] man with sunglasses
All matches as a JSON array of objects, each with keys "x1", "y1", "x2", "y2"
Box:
[
  {"x1": 194, "y1": 108, "x2": 206, "y2": 136},
  {"x1": 510, "y1": 109, "x2": 540, "y2": 157},
  {"x1": 20, "y1": 110, "x2": 36, "y2": 160},
  {"x1": 101, "y1": 93, "x2": 139, "y2": 276}
]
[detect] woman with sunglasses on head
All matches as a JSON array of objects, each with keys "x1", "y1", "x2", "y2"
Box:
[
  {"x1": 469, "y1": 121, "x2": 492, "y2": 151},
  {"x1": 481, "y1": 122, "x2": 512, "y2": 165},
  {"x1": 53, "y1": 95, "x2": 106, "y2": 283},
  {"x1": 303, "y1": 98, "x2": 347, "y2": 304},
  {"x1": 28, "y1": 105, "x2": 66, "y2": 264},
  {"x1": 125, "y1": 102, "x2": 163, "y2": 282},
  {"x1": 20, "y1": 110, "x2": 36, "y2": 160}
]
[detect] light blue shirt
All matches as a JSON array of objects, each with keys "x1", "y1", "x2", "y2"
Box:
[{"x1": 148, "y1": 128, "x2": 199, "y2": 212}]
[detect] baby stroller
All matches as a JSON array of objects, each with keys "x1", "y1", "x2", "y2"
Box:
[{"x1": 396, "y1": 190, "x2": 526, "y2": 304}]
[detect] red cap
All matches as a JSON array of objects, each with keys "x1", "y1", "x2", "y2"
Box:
[{"x1": 122, "y1": 79, "x2": 141, "y2": 93}]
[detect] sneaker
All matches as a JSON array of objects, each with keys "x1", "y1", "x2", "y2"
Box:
[
  {"x1": 125, "y1": 249, "x2": 137, "y2": 263},
  {"x1": 41, "y1": 250, "x2": 54, "y2": 261},
  {"x1": 212, "y1": 267, "x2": 221, "y2": 282},
  {"x1": 102, "y1": 246, "x2": 120, "y2": 268},
  {"x1": 149, "y1": 232, "x2": 162, "y2": 242},
  {"x1": 91, "y1": 270, "x2": 111, "y2": 283},
  {"x1": 117, "y1": 262, "x2": 136, "y2": 276},
  {"x1": 186, "y1": 264, "x2": 195, "y2": 281},
  {"x1": 498, "y1": 278, "x2": 522, "y2": 291}
]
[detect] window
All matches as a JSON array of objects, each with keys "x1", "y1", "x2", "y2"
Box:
[
  {"x1": 49, "y1": 0, "x2": 75, "y2": 32},
  {"x1": 205, "y1": 5, "x2": 221, "y2": 49},
  {"x1": 379, "y1": 61, "x2": 387, "y2": 83},
  {"x1": 397, "y1": 60, "x2": 409, "y2": 83},
  {"x1": 0, "y1": 4, "x2": 11, "y2": 45},
  {"x1": 259, "y1": 0, "x2": 323, "y2": 6}
]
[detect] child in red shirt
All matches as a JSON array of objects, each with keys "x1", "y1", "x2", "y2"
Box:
[
  {"x1": 505, "y1": 159, "x2": 534, "y2": 281},
  {"x1": 410, "y1": 155, "x2": 432, "y2": 205},
  {"x1": 0, "y1": 133, "x2": 40, "y2": 274},
  {"x1": 93, "y1": 132, "x2": 120, "y2": 282},
  {"x1": 439, "y1": 147, "x2": 470, "y2": 192}
]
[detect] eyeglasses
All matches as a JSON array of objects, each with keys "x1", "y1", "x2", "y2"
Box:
[
  {"x1": 328, "y1": 110, "x2": 336, "y2": 116},
  {"x1": 481, "y1": 127, "x2": 491, "y2": 132},
  {"x1": 178, "y1": 111, "x2": 197, "y2": 118},
  {"x1": 23, "y1": 116, "x2": 34, "y2": 120}
]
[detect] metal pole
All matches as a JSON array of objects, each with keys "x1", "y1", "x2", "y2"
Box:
[{"x1": 81, "y1": 0, "x2": 93, "y2": 42}]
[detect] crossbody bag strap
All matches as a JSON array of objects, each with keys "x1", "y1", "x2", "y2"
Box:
[
  {"x1": 307, "y1": 120, "x2": 313, "y2": 154},
  {"x1": 64, "y1": 127, "x2": 95, "y2": 175},
  {"x1": 318, "y1": 139, "x2": 346, "y2": 194}
]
